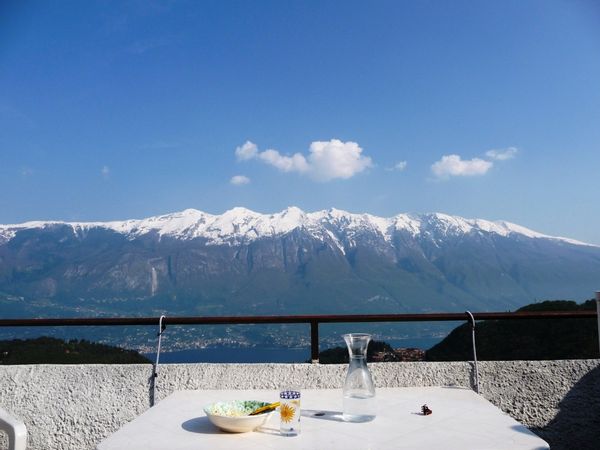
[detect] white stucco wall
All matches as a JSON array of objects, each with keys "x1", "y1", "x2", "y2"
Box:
[{"x1": 0, "y1": 360, "x2": 598, "y2": 450}]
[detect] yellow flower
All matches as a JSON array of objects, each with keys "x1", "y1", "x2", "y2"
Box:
[{"x1": 280, "y1": 403, "x2": 296, "y2": 423}]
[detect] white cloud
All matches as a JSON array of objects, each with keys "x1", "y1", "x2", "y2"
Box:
[
  {"x1": 230, "y1": 175, "x2": 251, "y2": 185},
  {"x1": 236, "y1": 139, "x2": 373, "y2": 182},
  {"x1": 386, "y1": 161, "x2": 407, "y2": 171},
  {"x1": 101, "y1": 165, "x2": 110, "y2": 179},
  {"x1": 486, "y1": 147, "x2": 518, "y2": 161},
  {"x1": 258, "y1": 149, "x2": 309, "y2": 173},
  {"x1": 308, "y1": 140, "x2": 372, "y2": 181},
  {"x1": 431, "y1": 154, "x2": 493, "y2": 179},
  {"x1": 235, "y1": 141, "x2": 258, "y2": 161}
]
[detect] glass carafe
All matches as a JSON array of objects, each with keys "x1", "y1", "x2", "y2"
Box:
[{"x1": 342, "y1": 333, "x2": 376, "y2": 422}]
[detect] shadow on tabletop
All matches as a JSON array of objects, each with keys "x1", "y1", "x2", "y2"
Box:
[
  {"x1": 254, "y1": 425, "x2": 280, "y2": 436},
  {"x1": 180, "y1": 410, "x2": 347, "y2": 436},
  {"x1": 301, "y1": 409, "x2": 344, "y2": 422},
  {"x1": 532, "y1": 364, "x2": 600, "y2": 450},
  {"x1": 181, "y1": 417, "x2": 222, "y2": 434}
]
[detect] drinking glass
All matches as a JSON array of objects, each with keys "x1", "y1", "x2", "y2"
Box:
[{"x1": 279, "y1": 390, "x2": 301, "y2": 436}]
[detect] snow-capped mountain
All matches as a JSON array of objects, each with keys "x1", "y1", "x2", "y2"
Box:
[
  {"x1": 0, "y1": 207, "x2": 592, "y2": 247},
  {"x1": 1, "y1": 207, "x2": 599, "y2": 318}
]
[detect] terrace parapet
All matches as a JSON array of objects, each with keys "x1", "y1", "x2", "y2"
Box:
[{"x1": 1, "y1": 359, "x2": 598, "y2": 450}]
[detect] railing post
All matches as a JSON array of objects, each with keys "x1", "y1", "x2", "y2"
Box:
[
  {"x1": 595, "y1": 292, "x2": 600, "y2": 357},
  {"x1": 310, "y1": 320, "x2": 319, "y2": 363},
  {"x1": 465, "y1": 311, "x2": 480, "y2": 394},
  {"x1": 150, "y1": 315, "x2": 167, "y2": 407}
]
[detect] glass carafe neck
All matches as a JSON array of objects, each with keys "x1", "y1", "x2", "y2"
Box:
[{"x1": 343, "y1": 333, "x2": 372, "y2": 359}]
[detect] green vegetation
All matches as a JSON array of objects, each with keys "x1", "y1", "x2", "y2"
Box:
[
  {"x1": 316, "y1": 300, "x2": 599, "y2": 363},
  {"x1": 316, "y1": 340, "x2": 396, "y2": 364},
  {"x1": 0, "y1": 336, "x2": 151, "y2": 364},
  {"x1": 426, "y1": 300, "x2": 599, "y2": 361}
]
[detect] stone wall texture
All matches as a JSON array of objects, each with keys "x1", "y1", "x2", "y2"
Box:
[{"x1": 0, "y1": 360, "x2": 598, "y2": 449}]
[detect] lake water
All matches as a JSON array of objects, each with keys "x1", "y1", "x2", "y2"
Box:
[{"x1": 145, "y1": 336, "x2": 443, "y2": 363}]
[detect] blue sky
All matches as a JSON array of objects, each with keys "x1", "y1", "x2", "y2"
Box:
[{"x1": 1, "y1": 0, "x2": 600, "y2": 243}]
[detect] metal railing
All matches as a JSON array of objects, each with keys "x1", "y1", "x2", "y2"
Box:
[
  {"x1": 3, "y1": 304, "x2": 599, "y2": 404},
  {"x1": 1, "y1": 309, "x2": 597, "y2": 363}
]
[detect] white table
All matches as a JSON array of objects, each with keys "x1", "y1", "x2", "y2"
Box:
[{"x1": 97, "y1": 387, "x2": 549, "y2": 450}]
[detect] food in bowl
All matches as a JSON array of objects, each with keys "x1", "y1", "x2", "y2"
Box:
[{"x1": 203, "y1": 400, "x2": 275, "y2": 433}]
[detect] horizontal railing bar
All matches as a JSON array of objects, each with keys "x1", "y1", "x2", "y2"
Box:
[{"x1": 0, "y1": 310, "x2": 595, "y2": 327}]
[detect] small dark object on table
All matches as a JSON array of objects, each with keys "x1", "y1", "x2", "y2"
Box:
[{"x1": 421, "y1": 404, "x2": 432, "y2": 415}]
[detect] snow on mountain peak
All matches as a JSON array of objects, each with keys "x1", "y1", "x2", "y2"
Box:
[
  {"x1": 270, "y1": 207, "x2": 309, "y2": 231},
  {"x1": 0, "y1": 207, "x2": 595, "y2": 248},
  {"x1": 222, "y1": 206, "x2": 258, "y2": 217},
  {"x1": 421, "y1": 213, "x2": 473, "y2": 235},
  {"x1": 390, "y1": 214, "x2": 422, "y2": 236}
]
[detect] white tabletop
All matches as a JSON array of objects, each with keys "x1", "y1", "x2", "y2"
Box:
[{"x1": 97, "y1": 387, "x2": 549, "y2": 450}]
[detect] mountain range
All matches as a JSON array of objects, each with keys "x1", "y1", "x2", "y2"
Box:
[{"x1": 1, "y1": 207, "x2": 599, "y2": 318}]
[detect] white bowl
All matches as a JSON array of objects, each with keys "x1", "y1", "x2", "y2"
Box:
[{"x1": 203, "y1": 400, "x2": 275, "y2": 433}]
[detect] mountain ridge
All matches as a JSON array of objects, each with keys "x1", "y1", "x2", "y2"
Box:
[
  {"x1": 1, "y1": 206, "x2": 599, "y2": 319},
  {"x1": 0, "y1": 207, "x2": 594, "y2": 248}
]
